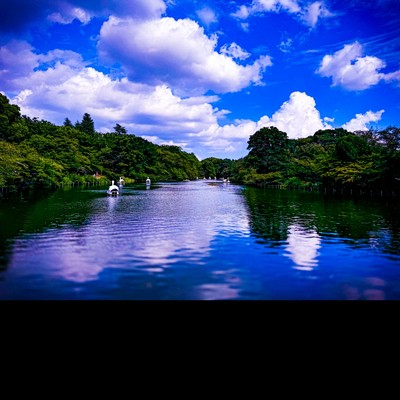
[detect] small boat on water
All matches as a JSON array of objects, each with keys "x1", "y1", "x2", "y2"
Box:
[
  {"x1": 107, "y1": 180, "x2": 120, "y2": 196},
  {"x1": 146, "y1": 177, "x2": 151, "y2": 187}
]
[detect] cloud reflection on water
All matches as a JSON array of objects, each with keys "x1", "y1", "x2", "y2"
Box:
[
  {"x1": 7, "y1": 182, "x2": 250, "y2": 286},
  {"x1": 284, "y1": 224, "x2": 321, "y2": 271}
]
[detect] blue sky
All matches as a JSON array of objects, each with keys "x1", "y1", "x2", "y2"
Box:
[{"x1": 0, "y1": 0, "x2": 399, "y2": 160}]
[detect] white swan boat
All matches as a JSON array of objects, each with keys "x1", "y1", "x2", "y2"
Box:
[{"x1": 107, "y1": 180, "x2": 120, "y2": 196}]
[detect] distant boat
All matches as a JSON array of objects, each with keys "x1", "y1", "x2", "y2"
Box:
[
  {"x1": 146, "y1": 177, "x2": 151, "y2": 186},
  {"x1": 118, "y1": 176, "x2": 124, "y2": 186},
  {"x1": 107, "y1": 180, "x2": 119, "y2": 196}
]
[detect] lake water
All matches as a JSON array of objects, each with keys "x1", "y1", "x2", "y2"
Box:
[{"x1": 1, "y1": 180, "x2": 400, "y2": 300}]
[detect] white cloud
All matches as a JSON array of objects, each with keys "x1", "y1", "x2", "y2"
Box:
[
  {"x1": 263, "y1": 91, "x2": 332, "y2": 138},
  {"x1": 2, "y1": 43, "x2": 222, "y2": 156},
  {"x1": 301, "y1": 1, "x2": 333, "y2": 28},
  {"x1": 2, "y1": 40, "x2": 390, "y2": 160},
  {"x1": 232, "y1": 5, "x2": 251, "y2": 20},
  {"x1": 194, "y1": 91, "x2": 332, "y2": 155},
  {"x1": 316, "y1": 42, "x2": 400, "y2": 90},
  {"x1": 0, "y1": 41, "x2": 40, "y2": 89},
  {"x1": 98, "y1": 16, "x2": 272, "y2": 95},
  {"x1": 220, "y1": 43, "x2": 251, "y2": 60},
  {"x1": 383, "y1": 70, "x2": 400, "y2": 84},
  {"x1": 196, "y1": 7, "x2": 218, "y2": 26},
  {"x1": 48, "y1": 7, "x2": 91, "y2": 24},
  {"x1": 14, "y1": 66, "x2": 222, "y2": 138},
  {"x1": 342, "y1": 110, "x2": 384, "y2": 132},
  {"x1": 232, "y1": 0, "x2": 333, "y2": 28},
  {"x1": 253, "y1": 0, "x2": 301, "y2": 14},
  {"x1": 232, "y1": 0, "x2": 300, "y2": 20}
]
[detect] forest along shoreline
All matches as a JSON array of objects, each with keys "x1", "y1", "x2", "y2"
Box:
[{"x1": 1, "y1": 93, "x2": 399, "y2": 199}]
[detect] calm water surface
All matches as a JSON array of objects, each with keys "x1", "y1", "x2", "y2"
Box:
[{"x1": 1, "y1": 180, "x2": 400, "y2": 300}]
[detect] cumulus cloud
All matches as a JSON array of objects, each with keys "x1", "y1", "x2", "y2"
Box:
[
  {"x1": 342, "y1": 110, "x2": 384, "y2": 132},
  {"x1": 98, "y1": 16, "x2": 272, "y2": 95},
  {"x1": 1, "y1": 42, "x2": 221, "y2": 154},
  {"x1": 13, "y1": 65, "x2": 222, "y2": 138},
  {"x1": 5, "y1": 44, "x2": 387, "y2": 160},
  {"x1": 263, "y1": 91, "x2": 332, "y2": 138},
  {"x1": 4, "y1": 45, "x2": 326, "y2": 156},
  {"x1": 194, "y1": 91, "x2": 333, "y2": 155},
  {"x1": 232, "y1": 0, "x2": 333, "y2": 28},
  {"x1": 1, "y1": 40, "x2": 390, "y2": 159},
  {"x1": 317, "y1": 42, "x2": 400, "y2": 90}
]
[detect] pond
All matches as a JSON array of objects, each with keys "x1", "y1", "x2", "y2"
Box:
[{"x1": 1, "y1": 180, "x2": 399, "y2": 300}]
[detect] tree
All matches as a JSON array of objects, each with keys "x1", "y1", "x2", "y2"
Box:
[
  {"x1": 201, "y1": 157, "x2": 218, "y2": 178},
  {"x1": 76, "y1": 113, "x2": 95, "y2": 134},
  {"x1": 63, "y1": 118, "x2": 73, "y2": 127},
  {"x1": 246, "y1": 126, "x2": 289, "y2": 173},
  {"x1": 0, "y1": 93, "x2": 22, "y2": 141},
  {"x1": 114, "y1": 123, "x2": 127, "y2": 135},
  {"x1": 313, "y1": 128, "x2": 349, "y2": 146},
  {"x1": 0, "y1": 93, "x2": 21, "y2": 125},
  {"x1": 336, "y1": 133, "x2": 371, "y2": 162},
  {"x1": 378, "y1": 126, "x2": 400, "y2": 153}
]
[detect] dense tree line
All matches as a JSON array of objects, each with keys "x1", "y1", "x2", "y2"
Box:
[
  {"x1": 0, "y1": 93, "x2": 202, "y2": 190},
  {"x1": 1, "y1": 92, "x2": 399, "y2": 195},
  {"x1": 228, "y1": 126, "x2": 400, "y2": 194}
]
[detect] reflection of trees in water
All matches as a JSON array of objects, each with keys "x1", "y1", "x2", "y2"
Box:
[
  {"x1": 243, "y1": 187, "x2": 400, "y2": 255},
  {"x1": 244, "y1": 188, "x2": 292, "y2": 244},
  {"x1": 0, "y1": 187, "x2": 98, "y2": 270}
]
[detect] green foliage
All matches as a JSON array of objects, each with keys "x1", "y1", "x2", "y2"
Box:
[
  {"x1": 113, "y1": 123, "x2": 127, "y2": 135},
  {"x1": 76, "y1": 113, "x2": 95, "y2": 135},
  {"x1": 1, "y1": 92, "x2": 399, "y2": 195},
  {"x1": 246, "y1": 126, "x2": 289, "y2": 174},
  {"x1": 242, "y1": 171, "x2": 285, "y2": 186},
  {"x1": 378, "y1": 126, "x2": 400, "y2": 153},
  {"x1": 230, "y1": 125, "x2": 400, "y2": 193},
  {"x1": 0, "y1": 93, "x2": 204, "y2": 190},
  {"x1": 0, "y1": 141, "x2": 23, "y2": 187},
  {"x1": 63, "y1": 118, "x2": 73, "y2": 127},
  {"x1": 336, "y1": 134, "x2": 371, "y2": 162},
  {"x1": 200, "y1": 157, "x2": 235, "y2": 179},
  {"x1": 157, "y1": 145, "x2": 201, "y2": 181},
  {"x1": 0, "y1": 93, "x2": 21, "y2": 125},
  {"x1": 313, "y1": 128, "x2": 349, "y2": 146}
]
